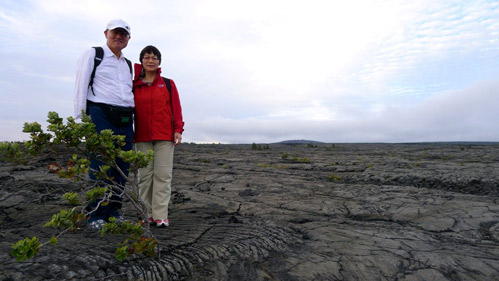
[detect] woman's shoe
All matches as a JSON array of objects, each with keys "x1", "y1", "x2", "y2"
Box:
[
  {"x1": 143, "y1": 217, "x2": 156, "y2": 226},
  {"x1": 156, "y1": 219, "x2": 169, "y2": 228}
]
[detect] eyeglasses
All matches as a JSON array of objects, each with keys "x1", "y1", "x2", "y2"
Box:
[
  {"x1": 110, "y1": 29, "x2": 129, "y2": 37},
  {"x1": 143, "y1": 56, "x2": 159, "y2": 61}
]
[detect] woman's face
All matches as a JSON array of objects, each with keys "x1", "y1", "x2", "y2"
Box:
[{"x1": 142, "y1": 52, "x2": 160, "y2": 72}]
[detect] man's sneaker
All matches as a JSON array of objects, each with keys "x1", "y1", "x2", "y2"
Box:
[
  {"x1": 106, "y1": 215, "x2": 125, "y2": 224},
  {"x1": 156, "y1": 219, "x2": 169, "y2": 228},
  {"x1": 107, "y1": 211, "x2": 125, "y2": 224},
  {"x1": 113, "y1": 215, "x2": 125, "y2": 224},
  {"x1": 88, "y1": 219, "x2": 106, "y2": 230}
]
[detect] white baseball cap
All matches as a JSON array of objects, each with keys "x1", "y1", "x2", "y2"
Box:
[{"x1": 105, "y1": 19, "x2": 131, "y2": 36}]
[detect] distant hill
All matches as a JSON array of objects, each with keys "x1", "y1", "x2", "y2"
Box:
[{"x1": 275, "y1": 139, "x2": 324, "y2": 144}]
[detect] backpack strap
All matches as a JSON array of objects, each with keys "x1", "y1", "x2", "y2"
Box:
[
  {"x1": 162, "y1": 77, "x2": 174, "y2": 130},
  {"x1": 124, "y1": 58, "x2": 132, "y2": 76},
  {"x1": 89, "y1": 46, "x2": 103, "y2": 96},
  {"x1": 162, "y1": 77, "x2": 172, "y2": 93},
  {"x1": 89, "y1": 47, "x2": 133, "y2": 96}
]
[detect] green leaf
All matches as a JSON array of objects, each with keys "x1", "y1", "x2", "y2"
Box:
[
  {"x1": 85, "y1": 187, "x2": 108, "y2": 201},
  {"x1": 62, "y1": 192, "x2": 79, "y2": 205},
  {"x1": 49, "y1": 236, "x2": 58, "y2": 245},
  {"x1": 43, "y1": 208, "x2": 82, "y2": 230},
  {"x1": 11, "y1": 237, "x2": 41, "y2": 261},
  {"x1": 115, "y1": 245, "x2": 129, "y2": 261}
]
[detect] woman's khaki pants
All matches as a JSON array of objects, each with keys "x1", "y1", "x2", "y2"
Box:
[{"x1": 135, "y1": 141, "x2": 174, "y2": 220}]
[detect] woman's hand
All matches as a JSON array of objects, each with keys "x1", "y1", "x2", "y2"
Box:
[{"x1": 174, "y1": 132, "x2": 182, "y2": 146}]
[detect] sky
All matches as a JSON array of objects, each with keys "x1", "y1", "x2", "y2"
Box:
[{"x1": 1, "y1": 0, "x2": 498, "y2": 143}]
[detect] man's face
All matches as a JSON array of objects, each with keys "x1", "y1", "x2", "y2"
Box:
[{"x1": 105, "y1": 28, "x2": 130, "y2": 53}]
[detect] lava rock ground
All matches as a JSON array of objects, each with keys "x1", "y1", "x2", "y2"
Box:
[{"x1": 1, "y1": 143, "x2": 498, "y2": 280}]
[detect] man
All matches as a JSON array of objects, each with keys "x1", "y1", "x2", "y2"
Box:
[{"x1": 73, "y1": 19, "x2": 134, "y2": 230}]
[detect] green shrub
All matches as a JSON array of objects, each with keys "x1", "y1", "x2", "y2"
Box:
[{"x1": 4, "y1": 111, "x2": 157, "y2": 262}]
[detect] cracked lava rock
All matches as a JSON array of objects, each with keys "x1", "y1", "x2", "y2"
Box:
[{"x1": 1, "y1": 143, "x2": 499, "y2": 280}]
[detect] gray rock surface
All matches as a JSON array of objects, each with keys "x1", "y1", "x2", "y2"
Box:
[{"x1": 1, "y1": 143, "x2": 498, "y2": 280}]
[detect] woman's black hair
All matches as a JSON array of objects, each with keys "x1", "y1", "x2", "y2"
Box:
[{"x1": 139, "y1": 45, "x2": 162, "y2": 65}]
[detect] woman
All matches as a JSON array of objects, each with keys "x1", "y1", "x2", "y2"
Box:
[{"x1": 133, "y1": 45, "x2": 184, "y2": 228}]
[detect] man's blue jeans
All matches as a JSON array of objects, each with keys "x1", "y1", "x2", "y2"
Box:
[{"x1": 85, "y1": 103, "x2": 133, "y2": 222}]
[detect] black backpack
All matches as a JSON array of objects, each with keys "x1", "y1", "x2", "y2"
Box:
[{"x1": 88, "y1": 46, "x2": 132, "y2": 95}]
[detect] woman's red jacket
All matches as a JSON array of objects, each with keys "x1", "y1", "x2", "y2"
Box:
[{"x1": 133, "y1": 63, "x2": 184, "y2": 143}]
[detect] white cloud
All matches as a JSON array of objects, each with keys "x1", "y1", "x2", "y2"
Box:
[
  {"x1": 0, "y1": 0, "x2": 498, "y2": 143},
  {"x1": 190, "y1": 80, "x2": 499, "y2": 143}
]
